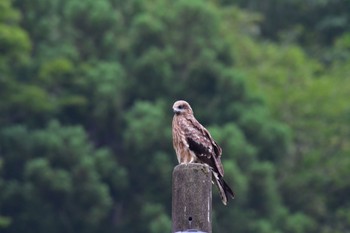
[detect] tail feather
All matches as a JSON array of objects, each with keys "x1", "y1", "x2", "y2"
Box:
[{"x1": 212, "y1": 172, "x2": 235, "y2": 205}]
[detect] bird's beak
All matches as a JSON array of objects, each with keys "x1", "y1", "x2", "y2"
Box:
[{"x1": 173, "y1": 107, "x2": 180, "y2": 114}]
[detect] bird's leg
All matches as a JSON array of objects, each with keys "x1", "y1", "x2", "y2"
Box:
[
  {"x1": 179, "y1": 158, "x2": 186, "y2": 165},
  {"x1": 180, "y1": 158, "x2": 188, "y2": 165},
  {"x1": 188, "y1": 156, "x2": 195, "y2": 163}
]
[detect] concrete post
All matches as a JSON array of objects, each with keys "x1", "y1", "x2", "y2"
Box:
[{"x1": 172, "y1": 163, "x2": 212, "y2": 233}]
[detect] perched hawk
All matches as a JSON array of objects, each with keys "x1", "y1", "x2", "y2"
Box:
[{"x1": 172, "y1": 100, "x2": 235, "y2": 205}]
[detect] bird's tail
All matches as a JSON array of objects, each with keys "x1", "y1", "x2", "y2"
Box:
[{"x1": 212, "y1": 172, "x2": 235, "y2": 205}]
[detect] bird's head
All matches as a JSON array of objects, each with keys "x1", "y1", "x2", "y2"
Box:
[{"x1": 172, "y1": 100, "x2": 193, "y2": 115}]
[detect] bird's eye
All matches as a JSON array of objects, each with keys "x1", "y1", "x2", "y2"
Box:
[{"x1": 178, "y1": 105, "x2": 183, "y2": 109}]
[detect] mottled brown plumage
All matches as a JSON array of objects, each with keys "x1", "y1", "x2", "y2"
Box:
[{"x1": 172, "y1": 100, "x2": 235, "y2": 205}]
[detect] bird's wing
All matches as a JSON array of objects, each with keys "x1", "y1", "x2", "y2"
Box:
[{"x1": 184, "y1": 117, "x2": 224, "y2": 177}]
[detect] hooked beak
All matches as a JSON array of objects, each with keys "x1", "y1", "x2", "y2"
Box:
[{"x1": 173, "y1": 107, "x2": 181, "y2": 114}]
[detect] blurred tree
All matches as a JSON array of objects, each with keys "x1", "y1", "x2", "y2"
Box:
[
  {"x1": 0, "y1": 0, "x2": 31, "y2": 70},
  {"x1": 232, "y1": 15, "x2": 350, "y2": 232},
  {"x1": 231, "y1": 0, "x2": 350, "y2": 44},
  {"x1": 0, "y1": 122, "x2": 127, "y2": 233},
  {"x1": 1, "y1": 0, "x2": 349, "y2": 232}
]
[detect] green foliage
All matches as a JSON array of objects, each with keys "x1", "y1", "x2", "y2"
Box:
[
  {"x1": 0, "y1": 0, "x2": 31, "y2": 72},
  {"x1": 141, "y1": 203, "x2": 171, "y2": 233},
  {"x1": 124, "y1": 100, "x2": 171, "y2": 153},
  {"x1": 0, "y1": 122, "x2": 126, "y2": 233},
  {"x1": 0, "y1": 0, "x2": 349, "y2": 232}
]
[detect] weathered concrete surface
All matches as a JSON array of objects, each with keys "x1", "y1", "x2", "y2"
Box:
[{"x1": 172, "y1": 163, "x2": 212, "y2": 233}]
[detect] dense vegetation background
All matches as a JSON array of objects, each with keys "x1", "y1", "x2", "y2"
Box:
[{"x1": 1, "y1": 0, "x2": 350, "y2": 232}]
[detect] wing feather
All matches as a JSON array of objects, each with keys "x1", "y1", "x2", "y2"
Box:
[{"x1": 184, "y1": 117, "x2": 224, "y2": 176}]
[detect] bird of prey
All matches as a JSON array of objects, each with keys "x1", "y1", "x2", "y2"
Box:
[{"x1": 172, "y1": 100, "x2": 235, "y2": 205}]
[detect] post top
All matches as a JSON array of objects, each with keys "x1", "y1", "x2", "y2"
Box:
[
  {"x1": 175, "y1": 230, "x2": 207, "y2": 233},
  {"x1": 173, "y1": 163, "x2": 211, "y2": 172}
]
